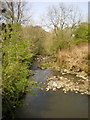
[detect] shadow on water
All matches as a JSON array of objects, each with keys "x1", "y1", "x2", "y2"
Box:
[{"x1": 15, "y1": 61, "x2": 88, "y2": 118}]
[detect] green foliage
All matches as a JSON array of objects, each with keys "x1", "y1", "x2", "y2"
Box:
[
  {"x1": 2, "y1": 24, "x2": 35, "y2": 118},
  {"x1": 74, "y1": 23, "x2": 88, "y2": 44},
  {"x1": 22, "y1": 26, "x2": 48, "y2": 55},
  {"x1": 50, "y1": 29, "x2": 72, "y2": 54},
  {"x1": 39, "y1": 62, "x2": 54, "y2": 69},
  {"x1": 45, "y1": 22, "x2": 88, "y2": 55}
]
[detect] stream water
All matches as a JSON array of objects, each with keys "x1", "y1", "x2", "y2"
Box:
[{"x1": 15, "y1": 61, "x2": 88, "y2": 118}]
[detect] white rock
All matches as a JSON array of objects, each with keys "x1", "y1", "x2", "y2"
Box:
[
  {"x1": 71, "y1": 89, "x2": 73, "y2": 91},
  {"x1": 53, "y1": 76, "x2": 56, "y2": 78},
  {"x1": 57, "y1": 86, "x2": 61, "y2": 89},
  {"x1": 53, "y1": 82, "x2": 58, "y2": 87},
  {"x1": 64, "y1": 69, "x2": 68, "y2": 72},
  {"x1": 46, "y1": 88, "x2": 49, "y2": 91},
  {"x1": 60, "y1": 76, "x2": 63, "y2": 79},
  {"x1": 47, "y1": 82, "x2": 50, "y2": 85},
  {"x1": 63, "y1": 88, "x2": 65, "y2": 91},
  {"x1": 64, "y1": 91, "x2": 67, "y2": 93},
  {"x1": 53, "y1": 88, "x2": 56, "y2": 91},
  {"x1": 62, "y1": 73, "x2": 66, "y2": 75}
]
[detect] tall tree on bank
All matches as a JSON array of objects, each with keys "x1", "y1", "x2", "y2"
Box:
[
  {"x1": 42, "y1": 3, "x2": 82, "y2": 34},
  {"x1": 1, "y1": 1, "x2": 32, "y2": 25},
  {"x1": 1, "y1": 2, "x2": 34, "y2": 119}
]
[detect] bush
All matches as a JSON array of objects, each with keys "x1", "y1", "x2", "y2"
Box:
[
  {"x1": 2, "y1": 24, "x2": 35, "y2": 119},
  {"x1": 56, "y1": 43, "x2": 88, "y2": 73},
  {"x1": 73, "y1": 22, "x2": 88, "y2": 45},
  {"x1": 22, "y1": 25, "x2": 48, "y2": 55},
  {"x1": 50, "y1": 29, "x2": 72, "y2": 54}
]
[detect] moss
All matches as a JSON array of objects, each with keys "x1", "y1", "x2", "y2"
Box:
[{"x1": 39, "y1": 63, "x2": 53, "y2": 69}]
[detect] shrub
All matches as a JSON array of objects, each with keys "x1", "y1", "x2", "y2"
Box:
[
  {"x1": 50, "y1": 29, "x2": 73, "y2": 54},
  {"x1": 56, "y1": 43, "x2": 88, "y2": 73},
  {"x1": 2, "y1": 24, "x2": 35, "y2": 118},
  {"x1": 73, "y1": 22, "x2": 88, "y2": 45}
]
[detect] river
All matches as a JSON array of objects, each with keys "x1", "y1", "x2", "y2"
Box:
[{"x1": 15, "y1": 61, "x2": 88, "y2": 118}]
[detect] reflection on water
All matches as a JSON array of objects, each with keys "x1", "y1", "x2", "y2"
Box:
[{"x1": 15, "y1": 61, "x2": 88, "y2": 118}]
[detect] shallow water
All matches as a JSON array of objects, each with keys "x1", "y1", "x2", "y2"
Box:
[{"x1": 15, "y1": 61, "x2": 88, "y2": 118}]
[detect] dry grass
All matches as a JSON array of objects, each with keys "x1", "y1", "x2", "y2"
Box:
[{"x1": 56, "y1": 43, "x2": 88, "y2": 73}]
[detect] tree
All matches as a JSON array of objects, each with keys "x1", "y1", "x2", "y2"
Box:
[
  {"x1": 1, "y1": 1, "x2": 32, "y2": 25},
  {"x1": 42, "y1": 3, "x2": 82, "y2": 34},
  {"x1": 1, "y1": 2, "x2": 34, "y2": 119},
  {"x1": 73, "y1": 22, "x2": 88, "y2": 44},
  {"x1": 22, "y1": 25, "x2": 48, "y2": 55}
]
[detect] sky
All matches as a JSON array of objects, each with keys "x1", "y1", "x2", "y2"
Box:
[{"x1": 26, "y1": 2, "x2": 88, "y2": 29}]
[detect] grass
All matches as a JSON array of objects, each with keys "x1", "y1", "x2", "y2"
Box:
[
  {"x1": 73, "y1": 39, "x2": 88, "y2": 45},
  {"x1": 39, "y1": 63, "x2": 53, "y2": 69},
  {"x1": 39, "y1": 62, "x2": 57, "y2": 69}
]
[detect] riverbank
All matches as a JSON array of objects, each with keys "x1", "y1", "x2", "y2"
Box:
[
  {"x1": 15, "y1": 60, "x2": 88, "y2": 118},
  {"x1": 38, "y1": 43, "x2": 90, "y2": 95}
]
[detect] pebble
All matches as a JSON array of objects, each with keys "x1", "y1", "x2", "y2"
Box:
[
  {"x1": 60, "y1": 76, "x2": 63, "y2": 79},
  {"x1": 53, "y1": 88, "x2": 56, "y2": 91},
  {"x1": 53, "y1": 82, "x2": 58, "y2": 87},
  {"x1": 62, "y1": 73, "x2": 66, "y2": 75},
  {"x1": 45, "y1": 75, "x2": 89, "y2": 95},
  {"x1": 64, "y1": 91, "x2": 67, "y2": 93},
  {"x1": 57, "y1": 86, "x2": 61, "y2": 89},
  {"x1": 46, "y1": 88, "x2": 49, "y2": 91}
]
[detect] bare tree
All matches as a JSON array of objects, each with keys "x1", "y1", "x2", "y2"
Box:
[
  {"x1": 41, "y1": 3, "x2": 82, "y2": 33},
  {"x1": 68, "y1": 5, "x2": 82, "y2": 32},
  {"x1": 1, "y1": 1, "x2": 32, "y2": 25}
]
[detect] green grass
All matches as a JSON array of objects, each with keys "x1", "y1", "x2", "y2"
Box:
[
  {"x1": 39, "y1": 62, "x2": 55, "y2": 69},
  {"x1": 73, "y1": 39, "x2": 88, "y2": 45}
]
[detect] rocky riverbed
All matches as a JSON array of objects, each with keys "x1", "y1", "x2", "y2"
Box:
[
  {"x1": 36, "y1": 56, "x2": 89, "y2": 95},
  {"x1": 45, "y1": 75, "x2": 90, "y2": 95},
  {"x1": 39, "y1": 62, "x2": 90, "y2": 95}
]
